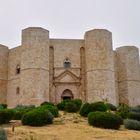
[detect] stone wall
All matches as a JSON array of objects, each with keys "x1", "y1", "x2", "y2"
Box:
[
  {"x1": 7, "y1": 46, "x2": 21, "y2": 107},
  {"x1": 50, "y1": 39, "x2": 83, "y2": 103},
  {"x1": 50, "y1": 39, "x2": 83, "y2": 77}
]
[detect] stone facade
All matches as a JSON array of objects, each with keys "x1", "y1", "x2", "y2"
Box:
[{"x1": 0, "y1": 27, "x2": 140, "y2": 107}]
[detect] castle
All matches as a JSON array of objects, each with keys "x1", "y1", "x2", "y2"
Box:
[{"x1": 0, "y1": 27, "x2": 140, "y2": 107}]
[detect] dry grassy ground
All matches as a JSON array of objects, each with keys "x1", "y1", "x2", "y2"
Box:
[{"x1": 1, "y1": 111, "x2": 140, "y2": 140}]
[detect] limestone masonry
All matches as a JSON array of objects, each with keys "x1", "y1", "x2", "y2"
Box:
[{"x1": 0, "y1": 27, "x2": 140, "y2": 107}]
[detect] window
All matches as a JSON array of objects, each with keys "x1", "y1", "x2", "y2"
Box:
[
  {"x1": 16, "y1": 87, "x2": 20, "y2": 94},
  {"x1": 64, "y1": 58, "x2": 71, "y2": 68},
  {"x1": 16, "y1": 64, "x2": 20, "y2": 74}
]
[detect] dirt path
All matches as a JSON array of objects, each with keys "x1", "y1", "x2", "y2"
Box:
[{"x1": 2, "y1": 111, "x2": 140, "y2": 140}]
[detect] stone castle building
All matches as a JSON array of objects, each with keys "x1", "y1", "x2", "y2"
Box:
[{"x1": 0, "y1": 27, "x2": 140, "y2": 107}]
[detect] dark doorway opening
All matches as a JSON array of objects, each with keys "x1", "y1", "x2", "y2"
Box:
[
  {"x1": 63, "y1": 96, "x2": 72, "y2": 100},
  {"x1": 61, "y1": 89, "x2": 73, "y2": 101}
]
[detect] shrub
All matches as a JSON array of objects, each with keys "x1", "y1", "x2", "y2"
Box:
[
  {"x1": 88, "y1": 101, "x2": 107, "y2": 112},
  {"x1": 116, "y1": 104, "x2": 130, "y2": 119},
  {"x1": 39, "y1": 105, "x2": 59, "y2": 117},
  {"x1": 57, "y1": 102, "x2": 65, "y2": 110},
  {"x1": 0, "y1": 109, "x2": 15, "y2": 124},
  {"x1": 80, "y1": 103, "x2": 91, "y2": 117},
  {"x1": 40, "y1": 101, "x2": 54, "y2": 106},
  {"x1": 116, "y1": 111, "x2": 130, "y2": 119},
  {"x1": 124, "y1": 119, "x2": 140, "y2": 130},
  {"x1": 65, "y1": 102, "x2": 79, "y2": 113},
  {"x1": 0, "y1": 105, "x2": 4, "y2": 110},
  {"x1": 88, "y1": 111, "x2": 123, "y2": 129},
  {"x1": 129, "y1": 112, "x2": 140, "y2": 121},
  {"x1": 14, "y1": 105, "x2": 35, "y2": 120},
  {"x1": 71, "y1": 99, "x2": 82, "y2": 110},
  {"x1": 15, "y1": 104, "x2": 35, "y2": 110},
  {"x1": 106, "y1": 103, "x2": 117, "y2": 111},
  {"x1": 57, "y1": 100, "x2": 70, "y2": 110},
  {"x1": 57, "y1": 99, "x2": 82, "y2": 112},
  {"x1": 117, "y1": 103, "x2": 129, "y2": 112},
  {"x1": 0, "y1": 128, "x2": 7, "y2": 140},
  {"x1": 80, "y1": 102, "x2": 107, "y2": 117},
  {"x1": 22, "y1": 108, "x2": 54, "y2": 126},
  {"x1": 13, "y1": 109, "x2": 32, "y2": 120},
  {"x1": 129, "y1": 106, "x2": 140, "y2": 113},
  {"x1": 0, "y1": 104, "x2": 7, "y2": 109}
]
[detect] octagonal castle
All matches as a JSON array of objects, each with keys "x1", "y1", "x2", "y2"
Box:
[{"x1": 0, "y1": 27, "x2": 140, "y2": 107}]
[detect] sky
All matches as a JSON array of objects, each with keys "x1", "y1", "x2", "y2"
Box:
[{"x1": 0, "y1": 0, "x2": 140, "y2": 50}]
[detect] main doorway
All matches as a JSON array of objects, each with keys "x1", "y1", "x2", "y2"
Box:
[{"x1": 61, "y1": 89, "x2": 73, "y2": 100}]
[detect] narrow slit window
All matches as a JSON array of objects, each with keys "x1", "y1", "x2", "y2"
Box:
[
  {"x1": 16, "y1": 64, "x2": 20, "y2": 74},
  {"x1": 16, "y1": 87, "x2": 20, "y2": 94}
]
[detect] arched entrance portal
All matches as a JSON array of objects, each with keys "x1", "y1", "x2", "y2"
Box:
[{"x1": 61, "y1": 89, "x2": 73, "y2": 100}]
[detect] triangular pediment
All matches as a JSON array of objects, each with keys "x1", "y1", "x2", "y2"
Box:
[{"x1": 55, "y1": 70, "x2": 80, "y2": 83}]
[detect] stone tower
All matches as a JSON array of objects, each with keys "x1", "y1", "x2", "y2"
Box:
[
  {"x1": 20, "y1": 27, "x2": 50, "y2": 105},
  {"x1": 0, "y1": 45, "x2": 8, "y2": 103},
  {"x1": 84, "y1": 29, "x2": 118, "y2": 105},
  {"x1": 116, "y1": 46, "x2": 140, "y2": 106}
]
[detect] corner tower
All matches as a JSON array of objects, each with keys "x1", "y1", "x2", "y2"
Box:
[
  {"x1": 0, "y1": 45, "x2": 8, "y2": 103},
  {"x1": 84, "y1": 29, "x2": 118, "y2": 105},
  {"x1": 116, "y1": 46, "x2": 140, "y2": 106},
  {"x1": 20, "y1": 27, "x2": 50, "y2": 105}
]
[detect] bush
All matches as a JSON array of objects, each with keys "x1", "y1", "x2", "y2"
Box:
[
  {"x1": 57, "y1": 100, "x2": 70, "y2": 110},
  {"x1": 22, "y1": 108, "x2": 54, "y2": 126},
  {"x1": 116, "y1": 111, "x2": 130, "y2": 119},
  {"x1": 13, "y1": 109, "x2": 32, "y2": 120},
  {"x1": 65, "y1": 102, "x2": 79, "y2": 113},
  {"x1": 0, "y1": 109, "x2": 15, "y2": 124},
  {"x1": 39, "y1": 105, "x2": 59, "y2": 117},
  {"x1": 80, "y1": 102, "x2": 107, "y2": 117},
  {"x1": 116, "y1": 104, "x2": 130, "y2": 119},
  {"x1": 124, "y1": 119, "x2": 140, "y2": 130},
  {"x1": 129, "y1": 106, "x2": 140, "y2": 113},
  {"x1": 80, "y1": 103, "x2": 91, "y2": 117},
  {"x1": 0, "y1": 128, "x2": 7, "y2": 140},
  {"x1": 106, "y1": 103, "x2": 117, "y2": 111},
  {"x1": 71, "y1": 99, "x2": 82, "y2": 110},
  {"x1": 0, "y1": 104, "x2": 7, "y2": 109},
  {"x1": 15, "y1": 104, "x2": 35, "y2": 110},
  {"x1": 88, "y1": 101, "x2": 107, "y2": 112},
  {"x1": 0, "y1": 105, "x2": 4, "y2": 110},
  {"x1": 117, "y1": 103, "x2": 129, "y2": 112},
  {"x1": 88, "y1": 111, "x2": 123, "y2": 130},
  {"x1": 57, "y1": 99, "x2": 82, "y2": 112},
  {"x1": 129, "y1": 112, "x2": 140, "y2": 121},
  {"x1": 13, "y1": 105, "x2": 35, "y2": 120},
  {"x1": 57, "y1": 102, "x2": 65, "y2": 110},
  {"x1": 40, "y1": 101, "x2": 54, "y2": 106}
]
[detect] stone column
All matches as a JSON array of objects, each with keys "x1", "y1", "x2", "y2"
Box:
[{"x1": 84, "y1": 29, "x2": 118, "y2": 105}]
